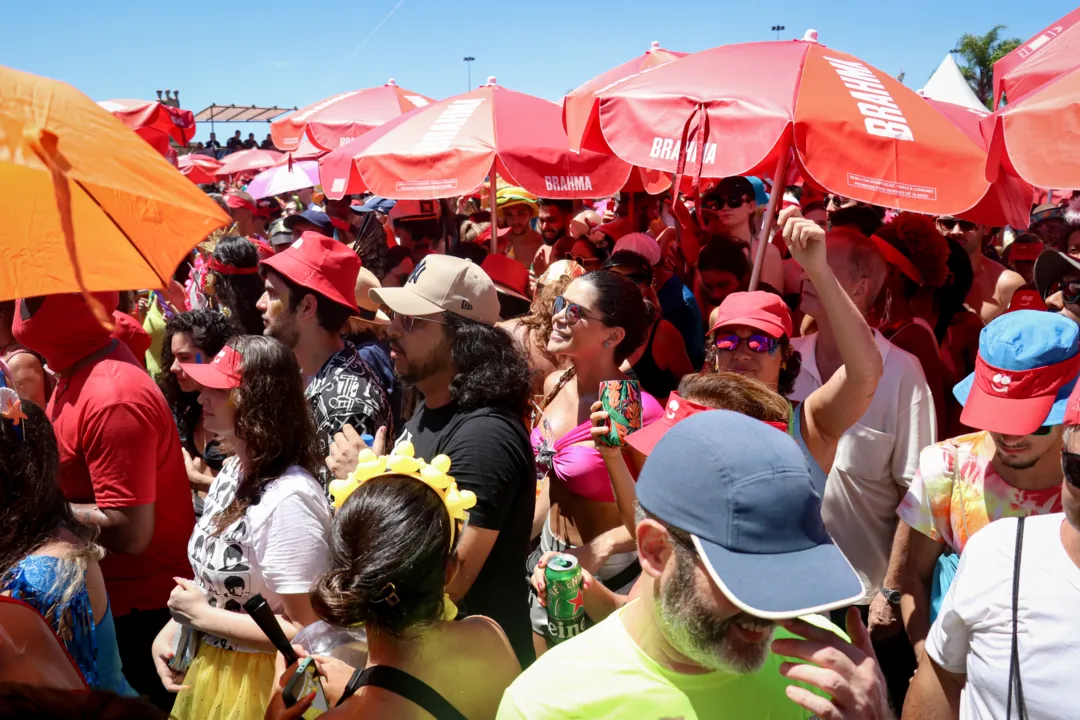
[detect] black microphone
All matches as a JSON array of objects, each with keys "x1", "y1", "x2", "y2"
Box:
[{"x1": 242, "y1": 594, "x2": 298, "y2": 665}]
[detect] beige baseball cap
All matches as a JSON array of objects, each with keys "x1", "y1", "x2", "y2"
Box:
[{"x1": 369, "y1": 254, "x2": 500, "y2": 325}]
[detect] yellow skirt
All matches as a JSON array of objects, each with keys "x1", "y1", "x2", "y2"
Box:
[{"x1": 170, "y1": 643, "x2": 277, "y2": 720}]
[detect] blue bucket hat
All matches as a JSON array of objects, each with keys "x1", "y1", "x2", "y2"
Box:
[
  {"x1": 953, "y1": 310, "x2": 1080, "y2": 435},
  {"x1": 636, "y1": 410, "x2": 863, "y2": 619}
]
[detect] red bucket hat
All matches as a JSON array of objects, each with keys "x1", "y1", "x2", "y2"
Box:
[
  {"x1": 179, "y1": 344, "x2": 244, "y2": 390},
  {"x1": 260, "y1": 231, "x2": 361, "y2": 312},
  {"x1": 709, "y1": 291, "x2": 793, "y2": 339}
]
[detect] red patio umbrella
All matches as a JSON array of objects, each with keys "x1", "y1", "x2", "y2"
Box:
[
  {"x1": 274, "y1": 131, "x2": 325, "y2": 165},
  {"x1": 215, "y1": 148, "x2": 284, "y2": 177},
  {"x1": 993, "y1": 8, "x2": 1080, "y2": 108},
  {"x1": 319, "y1": 80, "x2": 634, "y2": 204},
  {"x1": 565, "y1": 36, "x2": 994, "y2": 287},
  {"x1": 983, "y1": 65, "x2": 1080, "y2": 190},
  {"x1": 271, "y1": 80, "x2": 435, "y2": 153},
  {"x1": 178, "y1": 153, "x2": 223, "y2": 184},
  {"x1": 98, "y1": 99, "x2": 195, "y2": 160},
  {"x1": 923, "y1": 97, "x2": 1033, "y2": 229}
]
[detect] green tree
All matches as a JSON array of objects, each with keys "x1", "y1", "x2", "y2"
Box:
[{"x1": 953, "y1": 24, "x2": 1022, "y2": 108}]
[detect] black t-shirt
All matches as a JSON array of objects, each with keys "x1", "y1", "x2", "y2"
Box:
[{"x1": 397, "y1": 401, "x2": 536, "y2": 668}]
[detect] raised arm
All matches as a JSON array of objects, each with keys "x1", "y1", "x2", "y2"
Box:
[{"x1": 782, "y1": 206, "x2": 882, "y2": 464}]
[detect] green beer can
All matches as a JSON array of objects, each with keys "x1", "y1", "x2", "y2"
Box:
[{"x1": 545, "y1": 553, "x2": 586, "y2": 646}]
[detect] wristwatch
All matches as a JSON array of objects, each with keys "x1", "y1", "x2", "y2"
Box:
[{"x1": 880, "y1": 587, "x2": 901, "y2": 605}]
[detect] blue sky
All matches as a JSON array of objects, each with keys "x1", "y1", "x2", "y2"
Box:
[{"x1": 3, "y1": 0, "x2": 1075, "y2": 141}]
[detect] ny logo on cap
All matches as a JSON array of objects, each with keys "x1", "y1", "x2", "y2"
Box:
[{"x1": 407, "y1": 259, "x2": 427, "y2": 285}]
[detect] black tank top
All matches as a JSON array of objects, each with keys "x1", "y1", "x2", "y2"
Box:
[{"x1": 631, "y1": 322, "x2": 679, "y2": 399}]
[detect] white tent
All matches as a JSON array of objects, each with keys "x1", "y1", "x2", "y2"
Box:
[{"x1": 919, "y1": 54, "x2": 988, "y2": 112}]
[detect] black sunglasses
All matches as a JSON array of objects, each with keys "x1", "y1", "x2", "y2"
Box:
[
  {"x1": 1062, "y1": 450, "x2": 1080, "y2": 487},
  {"x1": 1030, "y1": 425, "x2": 1055, "y2": 437},
  {"x1": 702, "y1": 195, "x2": 747, "y2": 211},
  {"x1": 937, "y1": 217, "x2": 977, "y2": 232}
]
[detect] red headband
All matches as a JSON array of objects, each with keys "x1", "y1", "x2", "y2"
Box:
[
  {"x1": 208, "y1": 257, "x2": 259, "y2": 275},
  {"x1": 225, "y1": 194, "x2": 257, "y2": 213},
  {"x1": 870, "y1": 234, "x2": 923, "y2": 284}
]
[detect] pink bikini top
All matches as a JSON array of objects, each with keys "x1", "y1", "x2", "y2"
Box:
[{"x1": 531, "y1": 392, "x2": 663, "y2": 502}]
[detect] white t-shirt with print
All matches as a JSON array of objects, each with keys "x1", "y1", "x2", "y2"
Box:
[
  {"x1": 187, "y1": 458, "x2": 332, "y2": 652},
  {"x1": 927, "y1": 513, "x2": 1080, "y2": 719}
]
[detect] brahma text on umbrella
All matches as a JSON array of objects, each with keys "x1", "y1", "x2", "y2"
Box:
[
  {"x1": 648, "y1": 139, "x2": 717, "y2": 164},
  {"x1": 824, "y1": 57, "x2": 913, "y2": 142},
  {"x1": 544, "y1": 176, "x2": 594, "y2": 192},
  {"x1": 414, "y1": 99, "x2": 485, "y2": 155}
]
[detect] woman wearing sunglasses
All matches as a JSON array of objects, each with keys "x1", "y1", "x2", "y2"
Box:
[
  {"x1": 153, "y1": 335, "x2": 331, "y2": 720},
  {"x1": 602, "y1": 250, "x2": 693, "y2": 400},
  {"x1": 705, "y1": 206, "x2": 884, "y2": 489},
  {"x1": 529, "y1": 270, "x2": 664, "y2": 656}
]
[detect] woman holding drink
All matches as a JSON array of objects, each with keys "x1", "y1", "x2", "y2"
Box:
[{"x1": 529, "y1": 270, "x2": 663, "y2": 655}]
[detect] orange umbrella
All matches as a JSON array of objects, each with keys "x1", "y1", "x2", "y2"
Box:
[
  {"x1": 1, "y1": 66, "x2": 230, "y2": 303},
  {"x1": 178, "y1": 152, "x2": 223, "y2": 184},
  {"x1": 214, "y1": 148, "x2": 284, "y2": 177}
]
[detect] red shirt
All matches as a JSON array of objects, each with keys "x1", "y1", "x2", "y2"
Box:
[{"x1": 48, "y1": 342, "x2": 194, "y2": 616}]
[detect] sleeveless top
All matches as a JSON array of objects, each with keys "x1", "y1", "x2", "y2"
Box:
[
  {"x1": 789, "y1": 401, "x2": 830, "y2": 497},
  {"x1": 2, "y1": 555, "x2": 135, "y2": 695},
  {"x1": 631, "y1": 322, "x2": 679, "y2": 400}
]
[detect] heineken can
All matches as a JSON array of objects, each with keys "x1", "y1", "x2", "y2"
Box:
[{"x1": 544, "y1": 553, "x2": 586, "y2": 646}]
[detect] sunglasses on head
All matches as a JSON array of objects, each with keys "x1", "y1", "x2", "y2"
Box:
[
  {"x1": 553, "y1": 295, "x2": 598, "y2": 326},
  {"x1": 702, "y1": 195, "x2": 747, "y2": 211},
  {"x1": 386, "y1": 308, "x2": 447, "y2": 332},
  {"x1": 714, "y1": 333, "x2": 779, "y2": 354},
  {"x1": 937, "y1": 217, "x2": 977, "y2": 232}
]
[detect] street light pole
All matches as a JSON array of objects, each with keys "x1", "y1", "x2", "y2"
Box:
[
  {"x1": 464, "y1": 56, "x2": 475, "y2": 91},
  {"x1": 771, "y1": 24, "x2": 785, "y2": 41}
]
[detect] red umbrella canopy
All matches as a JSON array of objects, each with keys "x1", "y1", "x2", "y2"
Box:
[
  {"x1": 993, "y1": 8, "x2": 1080, "y2": 108},
  {"x1": 98, "y1": 99, "x2": 196, "y2": 148},
  {"x1": 983, "y1": 65, "x2": 1080, "y2": 190},
  {"x1": 215, "y1": 148, "x2": 284, "y2": 177},
  {"x1": 319, "y1": 81, "x2": 634, "y2": 201},
  {"x1": 568, "y1": 38, "x2": 992, "y2": 216},
  {"x1": 564, "y1": 41, "x2": 687, "y2": 153},
  {"x1": 271, "y1": 80, "x2": 434, "y2": 153},
  {"x1": 178, "y1": 153, "x2": 223, "y2": 184},
  {"x1": 922, "y1": 97, "x2": 1032, "y2": 229}
]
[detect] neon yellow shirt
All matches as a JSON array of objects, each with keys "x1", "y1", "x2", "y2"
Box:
[{"x1": 496, "y1": 603, "x2": 845, "y2": 719}]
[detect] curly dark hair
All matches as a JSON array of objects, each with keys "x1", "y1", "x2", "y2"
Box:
[
  {"x1": 211, "y1": 335, "x2": 321, "y2": 534},
  {"x1": 0, "y1": 401, "x2": 101, "y2": 637},
  {"x1": 209, "y1": 236, "x2": 265, "y2": 335},
  {"x1": 156, "y1": 310, "x2": 238, "y2": 456},
  {"x1": 444, "y1": 313, "x2": 531, "y2": 418},
  {"x1": 702, "y1": 331, "x2": 802, "y2": 398},
  {"x1": 311, "y1": 474, "x2": 456, "y2": 637}
]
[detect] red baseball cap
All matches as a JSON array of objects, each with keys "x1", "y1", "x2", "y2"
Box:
[
  {"x1": 482, "y1": 255, "x2": 531, "y2": 301},
  {"x1": 627, "y1": 392, "x2": 788, "y2": 456},
  {"x1": 179, "y1": 345, "x2": 244, "y2": 390},
  {"x1": 709, "y1": 291, "x2": 793, "y2": 339},
  {"x1": 260, "y1": 231, "x2": 361, "y2": 312}
]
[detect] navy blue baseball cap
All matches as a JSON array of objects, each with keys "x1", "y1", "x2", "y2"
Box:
[
  {"x1": 351, "y1": 196, "x2": 397, "y2": 215},
  {"x1": 636, "y1": 410, "x2": 863, "y2": 619},
  {"x1": 283, "y1": 209, "x2": 332, "y2": 233},
  {"x1": 954, "y1": 310, "x2": 1080, "y2": 435}
]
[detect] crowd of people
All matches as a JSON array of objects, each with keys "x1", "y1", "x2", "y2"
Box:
[{"x1": 2, "y1": 168, "x2": 1080, "y2": 720}]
